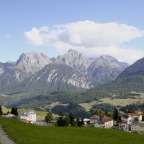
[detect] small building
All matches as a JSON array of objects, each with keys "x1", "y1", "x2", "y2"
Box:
[
  {"x1": 27, "y1": 111, "x2": 36, "y2": 122},
  {"x1": 90, "y1": 115, "x2": 99, "y2": 124},
  {"x1": 83, "y1": 118, "x2": 90, "y2": 126},
  {"x1": 19, "y1": 111, "x2": 36, "y2": 123},
  {"x1": 121, "y1": 114, "x2": 132, "y2": 125},
  {"x1": 128, "y1": 113, "x2": 142, "y2": 122},
  {"x1": 2, "y1": 113, "x2": 15, "y2": 118},
  {"x1": 94, "y1": 122, "x2": 104, "y2": 128},
  {"x1": 131, "y1": 121, "x2": 144, "y2": 133},
  {"x1": 102, "y1": 117, "x2": 113, "y2": 128},
  {"x1": 121, "y1": 113, "x2": 142, "y2": 125},
  {"x1": 93, "y1": 116, "x2": 113, "y2": 128},
  {"x1": 119, "y1": 122, "x2": 130, "y2": 131}
]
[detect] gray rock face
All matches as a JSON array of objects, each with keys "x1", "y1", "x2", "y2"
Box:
[
  {"x1": 0, "y1": 62, "x2": 15, "y2": 76},
  {"x1": 88, "y1": 55, "x2": 128, "y2": 83},
  {"x1": 16, "y1": 63, "x2": 93, "y2": 94},
  {"x1": 118, "y1": 57, "x2": 144, "y2": 78},
  {"x1": 15, "y1": 52, "x2": 51, "y2": 74},
  {"x1": 0, "y1": 63, "x2": 4, "y2": 75},
  {"x1": 0, "y1": 52, "x2": 51, "y2": 90},
  {"x1": 56, "y1": 49, "x2": 92, "y2": 73}
]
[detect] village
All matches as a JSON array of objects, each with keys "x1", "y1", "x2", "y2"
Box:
[{"x1": 1, "y1": 106, "x2": 144, "y2": 135}]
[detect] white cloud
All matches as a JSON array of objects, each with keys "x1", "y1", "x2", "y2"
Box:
[
  {"x1": 24, "y1": 20, "x2": 144, "y2": 64},
  {"x1": 24, "y1": 27, "x2": 44, "y2": 46}
]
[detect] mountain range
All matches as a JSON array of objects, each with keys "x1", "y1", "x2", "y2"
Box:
[
  {"x1": 118, "y1": 57, "x2": 144, "y2": 78},
  {"x1": 0, "y1": 49, "x2": 128, "y2": 95},
  {"x1": 1, "y1": 49, "x2": 144, "y2": 109},
  {"x1": 86, "y1": 56, "x2": 144, "y2": 100}
]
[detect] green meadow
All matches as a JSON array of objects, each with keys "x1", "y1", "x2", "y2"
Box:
[{"x1": 0, "y1": 117, "x2": 144, "y2": 144}]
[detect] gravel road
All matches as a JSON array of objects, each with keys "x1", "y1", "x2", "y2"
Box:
[{"x1": 0, "y1": 126, "x2": 15, "y2": 144}]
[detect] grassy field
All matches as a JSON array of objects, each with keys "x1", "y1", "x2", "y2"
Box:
[
  {"x1": 100, "y1": 93, "x2": 144, "y2": 106},
  {"x1": 79, "y1": 101, "x2": 98, "y2": 111},
  {"x1": 100, "y1": 97, "x2": 140, "y2": 106},
  {"x1": 80, "y1": 92, "x2": 144, "y2": 111},
  {"x1": 0, "y1": 117, "x2": 144, "y2": 144}
]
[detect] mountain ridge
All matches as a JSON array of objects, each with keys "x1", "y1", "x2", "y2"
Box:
[
  {"x1": 118, "y1": 57, "x2": 144, "y2": 78},
  {"x1": 0, "y1": 49, "x2": 128, "y2": 94}
]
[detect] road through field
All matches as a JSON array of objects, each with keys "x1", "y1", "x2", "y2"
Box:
[{"x1": 0, "y1": 126, "x2": 15, "y2": 144}]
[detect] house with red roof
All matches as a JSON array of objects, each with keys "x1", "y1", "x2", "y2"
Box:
[
  {"x1": 90, "y1": 115, "x2": 100, "y2": 124},
  {"x1": 19, "y1": 111, "x2": 36, "y2": 123},
  {"x1": 121, "y1": 113, "x2": 142, "y2": 125},
  {"x1": 101, "y1": 117, "x2": 113, "y2": 128},
  {"x1": 128, "y1": 113, "x2": 142, "y2": 122},
  {"x1": 90, "y1": 115, "x2": 113, "y2": 128},
  {"x1": 20, "y1": 119, "x2": 30, "y2": 123}
]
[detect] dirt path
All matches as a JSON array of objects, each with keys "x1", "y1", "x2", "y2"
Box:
[{"x1": 0, "y1": 126, "x2": 15, "y2": 144}]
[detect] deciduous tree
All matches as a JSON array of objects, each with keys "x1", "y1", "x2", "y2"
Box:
[
  {"x1": 57, "y1": 113, "x2": 70, "y2": 127},
  {"x1": 95, "y1": 109, "x2": 102, "y2": 116},
  {"x1": 68, "y1": 113, "x2": 76, "y2": 126},
  {"x1": 45, "y1": 112, "x2": 53, "y2": 123}
]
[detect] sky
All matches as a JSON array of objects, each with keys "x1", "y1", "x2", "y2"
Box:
[{"x1": 0, "y1": 0, "x2": 144, "y2": 64}]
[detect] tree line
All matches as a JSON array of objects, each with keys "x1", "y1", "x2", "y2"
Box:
[{"x1": 0, "y1": 106, "x2": 18, "y2": 116}]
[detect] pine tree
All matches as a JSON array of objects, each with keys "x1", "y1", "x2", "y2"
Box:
[
  {"x1": 0, "y1": 106, "x2": 3, "y2": 116},
  {"x1": 113, "y1": 108, "x2": 118, "y2": 120},
  {"x1": 11, "y1": 107, "x2": 18, "y2": 116}
]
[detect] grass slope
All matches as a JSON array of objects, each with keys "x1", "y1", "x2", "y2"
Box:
[{"x1": 0, "y1": 117, "x2": 144, "y2": 144}]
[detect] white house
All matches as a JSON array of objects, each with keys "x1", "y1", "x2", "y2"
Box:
[
  {"x1": 19, "y1": 111, "x2": 36, "y2": 123},
  {"x1": 27, "y1": 111, "x2": 36, "y2": 122},
  {"x1": 102, "y1": 117, "x2": 113, "y2": 128},
  {"x1": 121, "y1": 114, "x2": 132, "y2": 125},
  {"x1": 128, "y1": 113, "x2": 142, "y2": 122},
  {"x1": 92, "y1": 116, "x2": 113, "y2": 128},
  {"x1": 83, "y1": 118, "x2": 90, "y2": 126},
  {"x1": 131, "y1": 121, "x2": 144, "y2": 133},
  {"x1": 121, "y1": 113, "x2": 142, "y2": 125}
]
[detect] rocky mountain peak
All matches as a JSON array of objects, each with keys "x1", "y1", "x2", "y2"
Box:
[
  {"x1": 94, "y1": 55, "x2": 128, "y2": 68},
  {"x1": 98, "y1": 55, "x2": 118, "y2": 62},
  {"x1": 60, "y1": 49, "x2": 81, "y2": 59},
  {"x1": 15, "y1": 52, "x2": 51, "y2": 73},
  {"x1": 57, "y1": 49, "x2": 92, "y2": 72},
  {"x1": 88, "y1": 55, "x2": 129, "y2": 83},
  {"x1": 68, "y1": 49, "x2": 78, "y2": 54}
]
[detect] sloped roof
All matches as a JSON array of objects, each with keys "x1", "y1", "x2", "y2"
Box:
[
  {"x1": 21, "y1": 119, "x2": 30, "y2": 123},
  {"x1": 128, "y1": 113, "x2": 141, "y2": 117},
  {"x1": 91, "y1": 115, "x2": 99, "y2": 119},
  {"x1": 102, "y1": 117, "x2": 113, "y2": 123}
]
